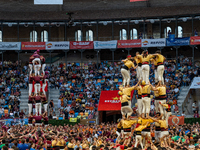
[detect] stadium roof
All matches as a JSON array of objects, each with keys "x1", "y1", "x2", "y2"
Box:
[{"x1": 1, "y1": 0, "x2": 200, "y2": 20}]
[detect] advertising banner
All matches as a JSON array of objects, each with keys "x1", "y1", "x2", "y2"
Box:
[
  {"x1": 94, "y1": 40, "x2": 117, "y2": 49},
  {"x1": 70, "y1": 41, "x2": 93, "y2": 49},
  {"x1": 141, "y1": 38, "x2": 166, "y2": 47},
  {"x1": 34, "y1": 0, "x2": 63, "y2": 5},
  {"x1": 168, "y1": 116, "x2": 184, "y2": 125},
  {"x1": 166, "y1": 37, "x2": 190, "y2": 46},
  {"x1": 190, "y1": 77, "x2": 200, "y2": 89},
  {"x1": 190, "y1": 36, "x2": 200, "y2": 45},
  {"x1": 0, "y1": 42, "x2": 21, "y2": 50},
  {"x1": 21, "y1": 42, "x2": 46, "y2": 50},
  {"x1": 46, "y1": 42, "x2": 69, "y2": 50},
  {"x1": 0, "y1": 118, "x2": 28, "y2": 126},
  {"x1": 98, "y1": 90, "x2": 134, "y2": 111},
  {"x1": 117, "y1": 39, "x2": 141, "y2": 48}
]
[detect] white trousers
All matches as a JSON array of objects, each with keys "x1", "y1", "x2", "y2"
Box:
[
  {"x1": 155, "y1": 131, "x2": 161, "y2": 141},
  {"x1": 28, "y1": 104, "x2": 32, "y2": 115},
  {"x1": 141, "y1": 64, "x2": 149, "y2": 84},
  {"x1": 137, "y1": 66, "x2": 142, "y2": 80},
  {"x1": 155, "y1": 100, "x2": 160, "y2": 113},
  {"x1": 141, "y1": 132, "x2": 151, "y2": 145},
  {"x1": 42, "y1": 79, "x2": 48, "y2": 96},
  {"x1": 32, "y1": 58, "x2": 41, "y2": 76},
  {"x1": 165, "y1": 111, "x2": 172, "y2": 127},
  {"x1": 29, "y1": 84, "x2": 32, "y2": 96},
  {"x1": 42, "y1": 64, "x2": 46, "y2": 75},
  {"x1": 43, "y1": 104, "x2": 48, "y2": 112},
  {"x1": 137, "y1": 98, "x2": 143, "y2": 115},
  {"x1": 142, "y1": 97, "x2": 151, "y2": 114},
  {"x1": 35, "y1": 103, "x2": 41, "y2": 116},
  {"x1": 135, "y1": 135, "x2": 143, "y2": 149},
  {"x1": 116, "y1": 131, "x2": 121, "y2": 141},
  {"x1": 121, "y1": 105, "x2": 133, "y2": 118},
  {"x1": 160, "y1": 131, "x2": 169, "y2": 138},
  {"x1": 157, "y1": 65, "x2": 164, "y2": 84},
  {"x1": 121, "y1": 68, "x2": 130, "y2": 87},
  {"x1": 34, "y1": 84, "x2": 41, "y2": 94},
  {"x1": 159, "y1": 100, "x2": 166, "y2": 115},
  {"x1": 154, "y1": 69, "x2": 158, "y2": 83},
  {"x1": 29, "y1": 64, "x2": 33, "y2": 75}
]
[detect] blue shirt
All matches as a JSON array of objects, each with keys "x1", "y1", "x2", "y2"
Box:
[{"x1": 17, "y1": 143, "x2": 29, "y2": 150}]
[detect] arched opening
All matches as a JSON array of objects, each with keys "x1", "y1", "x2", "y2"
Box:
[
  {"x1": 119, "y1": 29, "x2": 127, "y2": 40},
  {"x1": 178, "y1": 26, "x2": 183, "y2": 38},
  {"x1": 86, "y1": 30, "x2": 93, "y2": 41},
  {"x1": 75, "y1": 30, "x2": 82, "y2": 41},
  {"x1": 30, "y1": 30, "x2": 37, "y2": 42},
  {"x1": 164, "y1": 27, "x2": 172, "y2": 38},
  {"x1": 41, "y1": 30, "x2": 48, "y2": 42},
  {"x1": 130, "y1": 28, "x2": 138, "y2": 39}
]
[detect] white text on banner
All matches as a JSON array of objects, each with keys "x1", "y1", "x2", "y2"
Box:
[{"x1": 94, "y1": 41, "x2": 117, "y2": 49}]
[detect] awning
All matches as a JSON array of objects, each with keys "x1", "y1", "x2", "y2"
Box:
[{"x1": 98, "y1": 90, "x2": 134, "y2": 111}]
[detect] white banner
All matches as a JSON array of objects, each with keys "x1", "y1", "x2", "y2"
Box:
[
  {"x1": 94, "y1": 41, "x2": 117, "y2": 49},
  {"x1": 190, "y1": 77, "x2": 200, "y2": 89},
  {"x1": 34, "y1": 0, "x2": 63, "y2": 5},
  {"x1": 46, "y1": 42, "x2": 69, "y2": 50},
  {"x1": 141, "y1": 38, "x2": 166, "y2": 47},
  {"x1": 0, "y1": 42, "x2": 21, "y2": 50}
]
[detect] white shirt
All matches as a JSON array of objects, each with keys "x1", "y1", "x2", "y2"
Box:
[{"x1": 192, "y1": 103, "x2": 196, "y2": 111}]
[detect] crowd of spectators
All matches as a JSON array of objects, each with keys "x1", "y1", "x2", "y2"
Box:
[
  {"x1": 0, "y1": 60, "x2": 28, "y2": 119},
  {"x1": 0, "y1": 121, "x2": 200, "y2": 150}
]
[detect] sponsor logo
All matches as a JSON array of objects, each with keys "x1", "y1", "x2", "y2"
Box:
[
  {"x1": 104, "y1": 96, "x2": 120, "y2": 103},
  {"x1": 172, "y1": 117, "x2": 180, "y2": 125},
  {"x1": 47, "y1": 43, "x2": 53, "y2": 48},
  {"x1": 142, "y1": 40, "x2": 148, "y2": 45}
]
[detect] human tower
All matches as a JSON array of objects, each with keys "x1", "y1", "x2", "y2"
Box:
[
  {"x1": 117, "y1": 50, "x2": 172, "y2": 148},
  {"x1": 27, "y1": 50, "x2": 49, "y2": 126}
]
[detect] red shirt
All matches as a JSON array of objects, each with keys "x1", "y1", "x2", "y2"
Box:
[{"x1": 35, "y1": 95, "x2": 41, "y2": 103}]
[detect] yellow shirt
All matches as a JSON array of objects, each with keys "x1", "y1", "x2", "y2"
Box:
[
  {"x1": 117, "y1": 121, "x2": 122, "y2": 129},
  {"x1": 154, "y1": 91, "x2": 159, "y2": 97},
  {"x1": 68, "y1": 143, "x2": 75, "y2": 148},
  {"x1": 141, "y1": 118, "x2": 153, "y2": 126},
  {"x1": 157, "y1": 86, "x2": 166, "y2": 95},
  {"x1": 124, "y1": 60, "x2": 135, "y2": 69},
  {"x1": 163, "y1": 104, "x2": 170, "y2": 109},
  {"x1": 156, "y1": 54, "x2": 165, "y2": 63},
  {"x1": 120, "y1": 95, "x2": 130, "y2": 103},
  {"x1": 141, "y1": 85, "x2": 151, "y2": 94},
  {"x1": 134, "y1": 56, "x2": 142, "y2": 64},
  {"x1": 155, "y1": 122, "x2": 160, "y2": 127},
  {"x1": 158, "y1": 120, "x2": 168, "y2": 129},
  {"x1": 122, "y1": 120, "x2": 137, "y2": 129},
  {"x1": 139, "y1": 54, "x2": 154, "y2": 63},
  {"x1": 52, "y1": 139, "x2": 65, "y2": 147},
  {"x1": 136, "y1": 86, "x2": 142, "y2": 95},
  {"x1": 119, "y1": 86, "x2": 135, "y2": 96},
  {"x1": 135, "y1": 124, "x2": 148, "y2": 132}
]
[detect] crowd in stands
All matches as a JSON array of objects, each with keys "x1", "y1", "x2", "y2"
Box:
[
  {"x1": 0, "y1": 60, "x2": 27, "y2": 119},
  {"x1": 0, "y1": 121, "x2": 200, "y2": 150},
  {"x1": 0, "y1": 55, "x2": 198, "y2": 120}
]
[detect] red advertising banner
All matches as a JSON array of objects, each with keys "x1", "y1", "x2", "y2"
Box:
[
  {"x1": 117, "y1": 39, "x2": 141, "y2": 48},
  {"x1": 190, "y1": 36, "x2": 200, "y2": 45},
  {"x1": 21, "y1": 42, "x2": 46, "y2": 50},
  {"x1": 70, "y1": 41, "x2": 93, "y2": 49},
  {"x1": 168, "y1": 116, "x2": 184, "y2": 125},
  {"x1": 98, "y1": 90, "x2": 134, "y2": 111}
]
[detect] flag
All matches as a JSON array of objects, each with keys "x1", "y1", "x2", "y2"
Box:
[{"x1": 130, "y1": 0, "x2": 147, "y2": 2}]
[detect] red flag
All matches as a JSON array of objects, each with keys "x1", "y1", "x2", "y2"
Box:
[
  {"x1": 130, "y1": 0, "x2": 147, "y2": 1},
  {"x1": 32, "y1": 80, "x2": 35, "y2": 93},
  {"x1": 40, "y1": 81, "x2": 43, "y2": 92},
  {"x1": 45, "y1": 81, "x2": 48, "y2": 92}
]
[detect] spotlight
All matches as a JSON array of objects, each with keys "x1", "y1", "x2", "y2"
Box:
[
  {"x1": 195, "y1": 47, "x2": 198, "y2": 49},
  {"x1": 171, "y1": 48, "x2": 173, "y2": 50},
  {"x1": 182, "y1": 18, "x2": 187, "y2": 22},
  {"x1": 103, "y1": 21, "x2": 108, "y2": 26},
  {"x1": 122, "y1": 50, "x2": 124, "y2": 52},
  {"x1": 134, "y1": 20, "x2": 139, "y2": 24},
  {"x1": 40, "y1": 23, "x2": 44, "y2": 27},
  {"x1": 74, "y1": 51, "x2": 76, "y2": 53}
]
